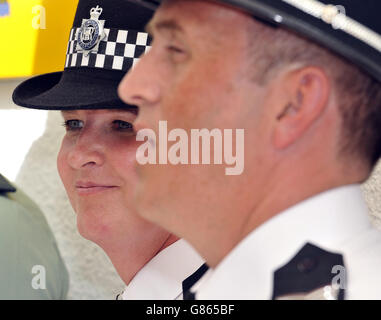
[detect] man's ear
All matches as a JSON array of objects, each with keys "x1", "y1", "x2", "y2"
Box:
[{"x1": 272, "y1": 66, "x2": 331, "y2": 149}]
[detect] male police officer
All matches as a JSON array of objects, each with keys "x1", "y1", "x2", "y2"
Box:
[
  {"x1": 0, "y1": 174, "x2": 69, "y2": 299},
  {"x1": 119, "y1": 0, "x2": 381, "y2": 299},
  {"x1": 12, "y1": 0, "x2": 204, "y2": 299}
]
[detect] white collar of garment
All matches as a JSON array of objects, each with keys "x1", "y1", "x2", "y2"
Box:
[
  {"x1": 122, "y1": 239, "x2": 204, "y2": 300},
  {"x1": 194, "y1": 184, "x2": 373, "y2": 299}
]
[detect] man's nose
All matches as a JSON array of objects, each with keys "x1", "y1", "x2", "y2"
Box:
[
  {"x1": 118, "y1": 52, "x2": 161, "y2": 107},
  {"x1": 67, "y1": 131, "x2": 105, "y2": 170}
]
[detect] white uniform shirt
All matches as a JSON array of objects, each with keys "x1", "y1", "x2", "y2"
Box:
[
  {"x1": 120, "y1": 239, "x2": 204, "y2": 300},
  {"x1": 192, "y1": 184, "x2": 381, "y2": 300}
]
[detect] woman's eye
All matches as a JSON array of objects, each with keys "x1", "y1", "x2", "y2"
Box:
[
  {"x1": 112, "y1": 120, "x2": 134, "y2": 131},
  {"x1": 63, "y1": 120, "x2": 84, "y2": 131}
]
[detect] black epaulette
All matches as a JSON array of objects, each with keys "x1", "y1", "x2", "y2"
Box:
[
  {"x1": 272, "y1": 242, "x2": 346, "y2": 300},
  {"x1": 0, "y1": 174, "x2": 16, "y2": 193}
]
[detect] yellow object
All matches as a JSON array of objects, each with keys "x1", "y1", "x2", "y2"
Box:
[{"x1": 0, "y1": 0, "x2": 78, "y2": 78}]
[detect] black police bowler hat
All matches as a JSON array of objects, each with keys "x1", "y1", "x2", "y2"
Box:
[
  {"x1": 12, "y1": 0, "x2": 153, "y2": 110},
  {"x1": 137, "y1": 0, "x2": 381, "y2": 83}
]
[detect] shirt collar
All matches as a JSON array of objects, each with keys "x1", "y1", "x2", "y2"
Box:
[
  {"x1": 122, "y1": 239, "x2": 204, "y2": 300},
  {"x1": 196, "y1": 184, "x2": 373, "y2": 299}
]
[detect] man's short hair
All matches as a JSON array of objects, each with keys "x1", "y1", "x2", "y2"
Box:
[{"x1": 246, "y1": 20, "x2": 381, "y2": 168}]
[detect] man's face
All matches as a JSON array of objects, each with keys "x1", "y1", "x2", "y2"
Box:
[
  {"x1": 57, "y1": 109, "x2": 169, "y2": 247},
  {"x1": 118, "y1": 0, "x2": 275, "y2": 254}
]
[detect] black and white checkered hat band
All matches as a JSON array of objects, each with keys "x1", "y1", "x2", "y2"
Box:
[{"x1": 65, "y1": 28, "x2": 152, "y2": 72}]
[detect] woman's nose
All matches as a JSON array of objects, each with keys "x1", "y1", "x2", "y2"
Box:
[{"x1": 66, "y1": 131, "x2": 106, "y2": 169}]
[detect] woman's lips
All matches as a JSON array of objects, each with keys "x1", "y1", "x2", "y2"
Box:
[{"x1": 75, "y1": 182, "x2": 119, "y2": 195}]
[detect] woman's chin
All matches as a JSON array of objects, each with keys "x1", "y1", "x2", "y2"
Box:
[{"x1": 76, "y1": 212, "x2": 112, "y2": 243}]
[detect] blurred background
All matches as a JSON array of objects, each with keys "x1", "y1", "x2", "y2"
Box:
[
  {"x1": 1, "y1": 0, "x2": 381, "y2": 300},
  {"x1": 0, "y1": 0, "x2": 124, "y2": 299}
]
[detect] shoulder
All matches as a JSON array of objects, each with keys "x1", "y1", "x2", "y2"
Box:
[
  {"x1": 343, "y1": 228, "x2": 381, "y2": 299},
  {"x1": 0, "y1": 193, "x2": 69, "y2": 299},
  {"x1": 0, "y1": 192, "x2": 50, "y2": 239}
]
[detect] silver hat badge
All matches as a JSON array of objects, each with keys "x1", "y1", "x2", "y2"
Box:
[{"x1": 76, "y1": 5, "x2": 106, "y2": 57}]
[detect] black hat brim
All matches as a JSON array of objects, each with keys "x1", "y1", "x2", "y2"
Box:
[
  {"x1": 12, "y1": 68, "x2": 136, "y2": 111},
  {"x1": 137, "y1": 0, "x2": 381, "y2": 83}
]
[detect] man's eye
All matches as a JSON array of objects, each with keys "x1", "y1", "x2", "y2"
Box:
[
  {"x1": 112, "y1": 120, "x2": 134, "y2": 131},
  {"x1": 166, "y1": 45, "x2": 188, "y2": 63},
  {"x1": 167, "y1": 45, "x2": 184, "y2": 54},
  {"x1": 63, "y1": 120, "x2": 84, "y2": 131}
]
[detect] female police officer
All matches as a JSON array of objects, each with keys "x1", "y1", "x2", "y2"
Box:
[{"x1": 13, "y1": 0, "x2": 204, "y2": 299}]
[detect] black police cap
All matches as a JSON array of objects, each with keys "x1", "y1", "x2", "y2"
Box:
[
  {"x1": 135, "y1": 0, "x2": 381, "y2": 83},
  {"x1": 13, "y1": 0, "x2": 153, "y2": 110}
]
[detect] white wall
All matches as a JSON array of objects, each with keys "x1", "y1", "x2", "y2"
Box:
[
  {"x1": 0, "y1": 79, "x2": 125, "y2": 299},
  {"x1": 0, "y1": 80, "x2": 47, "y2": 180}
]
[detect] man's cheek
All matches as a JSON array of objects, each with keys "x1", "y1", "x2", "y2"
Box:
[
  {"x1": 166, "y1": 72, "x2": 210, "y2": 110},
  {"x1": 163, "y1": 91, "x2": 211, "y2": 127}
]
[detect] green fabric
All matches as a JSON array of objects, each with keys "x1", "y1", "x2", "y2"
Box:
[{"x1": 0, "y1": 186, "x2": 69, "y2": 300}]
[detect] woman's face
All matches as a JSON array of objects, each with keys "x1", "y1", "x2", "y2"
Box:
[{"x1": 57, "y1": 109, "x2": 165, "y2": 245}]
